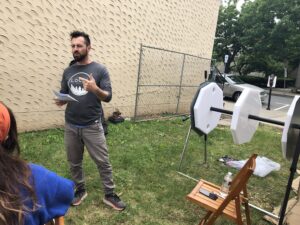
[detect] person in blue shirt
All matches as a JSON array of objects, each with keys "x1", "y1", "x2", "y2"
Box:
[{"x1": 0, "y1": 102, "x2": 74, "y2": 225}]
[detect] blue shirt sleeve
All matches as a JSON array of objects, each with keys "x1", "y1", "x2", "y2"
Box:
[{"x1": 25, "y1": 164, "x2": 74, "y2": 225}]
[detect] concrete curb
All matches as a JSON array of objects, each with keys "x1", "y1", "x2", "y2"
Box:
[
  {"x1": 272, "y1": 92, "x2": 295, "y2": 98},
  {"x1": 264, "y1": 88, "x2": 296, "y2": 98}
]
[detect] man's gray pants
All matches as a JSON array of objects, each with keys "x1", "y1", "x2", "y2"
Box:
[{"x1": 64, "y1": 122, "x2": 115, "y2": 195}]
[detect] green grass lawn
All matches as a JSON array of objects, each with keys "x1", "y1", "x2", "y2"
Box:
[{"x1": 19, "y1": 119, "x2": 292, "y2": 225}]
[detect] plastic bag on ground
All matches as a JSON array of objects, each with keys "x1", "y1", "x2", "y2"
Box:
[{"x1": 226, "y1": 156, "x2": 280, "y2": 177}]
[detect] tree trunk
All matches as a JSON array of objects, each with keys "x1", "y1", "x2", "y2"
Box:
[{"x1": 294, "y1": 62, "x2": 300, "y2": 91}]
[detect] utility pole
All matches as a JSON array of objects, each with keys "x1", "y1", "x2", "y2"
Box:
[
  {"x1": 267, "y1": 74, "x2": 275, "y2": 110},
  {"x1": 284, "y1": 67, "x2": 287, "y2": 89}
]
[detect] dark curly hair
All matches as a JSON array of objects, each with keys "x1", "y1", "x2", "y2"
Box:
[{"x1": 70, "y1": 30, "x2": 91, "y2": 46}]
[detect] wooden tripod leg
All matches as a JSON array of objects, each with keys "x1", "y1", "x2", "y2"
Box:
[
  {"x1": 243, "y1": 188, "x2": 251, "y2": 225},
  {"x1": 235, "y1": 197, "x2": 243, "y2": 225},
  {"x1": 199, "y1": 211, "x2": 212, "y2": 225}
]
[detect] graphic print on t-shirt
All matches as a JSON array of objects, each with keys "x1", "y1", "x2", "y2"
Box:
[{"x1": 68, "y1": 72, "x2": 89, "y2": 96}]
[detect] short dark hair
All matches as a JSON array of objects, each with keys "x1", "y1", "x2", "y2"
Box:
[{"x1": 70, "y1": 31, "x2": 91, "y2": 46}]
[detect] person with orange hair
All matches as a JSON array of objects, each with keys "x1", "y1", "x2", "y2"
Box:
[{"x1": 0, "y1": 102, "x2": 74, "y2": 225}]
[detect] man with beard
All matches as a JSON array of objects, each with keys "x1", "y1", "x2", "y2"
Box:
[{"x1": 55, "y1": 31, "x2": 126, "y2": 211}]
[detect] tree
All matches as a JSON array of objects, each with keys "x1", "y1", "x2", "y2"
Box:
[
  {"x1": 214, "y1": 0, "x2": 300, "y2": 77},
  {"x1": 238, "y1": 0, "x2": 300, "y2": 76},
  {"x1": 213, "y1": 0, "x2": 243, "y2": 73}
]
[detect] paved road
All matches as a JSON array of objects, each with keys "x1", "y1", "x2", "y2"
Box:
[
  {"x1": 224, "y1": 95, "x2": 294, "y2": 114},
  {"x1": 264, "y1": 95, "x2": 294, "y2": 112}
]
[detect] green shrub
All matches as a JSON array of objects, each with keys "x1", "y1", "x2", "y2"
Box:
[{"x1": 240, "y1": 76, "x2": 295, "y2": 88}]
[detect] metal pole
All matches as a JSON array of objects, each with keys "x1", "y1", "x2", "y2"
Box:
[
  {"x1": 248, "y1": 114, "x2": 285, "y2": 126},
  {"x1": 178, "y1": 125, "x2": 192, "y2": 171},
  {"x1": 248, "y1": 203, "x2": 279, "y2": 219},
  {"x1": 267, "y1": 86, "x2": 273, "y2": 110},
  {"x1": 176, "y1": 171, "x2": 198, "y2": 182},
  {"x1": 204, "y1": 134, "x2": 207, "y2": 164},
  {"x1": 133, "y1": 44, "x2": 143, "y2": 122},
  {"x1": 267, "y1": 75, "x2": 275, "y2": 110},
  {"x1": 210, "y1": 107, "x2": 287, "y2": 127},
  {"x1": 176, "y1": 54, "x2": 186, "y2": 114},
  {"x1": 278, "y1": 133, "x2": 300, "y2": 225},
  {"x1": 284, "y1": 67, "x2": 287, "y2": 89},
  {"x1": 141, "y1": 44, "x2": 211, "y2": 60}
]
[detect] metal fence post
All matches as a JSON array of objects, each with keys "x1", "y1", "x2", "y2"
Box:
[
  {"x1": 133, "y1": 44, "x2": 143, "y2": 121},
  {"x1": 176, "y1": 54, "x2": 186, "y2": 114}
]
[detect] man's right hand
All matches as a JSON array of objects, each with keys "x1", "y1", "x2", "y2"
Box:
[{"x1": 54, "y1": 99, "x2": 67, "y2": 106}]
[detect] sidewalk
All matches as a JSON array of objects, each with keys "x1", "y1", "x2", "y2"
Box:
[{"x1": 265, "y1": 87, "x2": 296, "y2": 98}]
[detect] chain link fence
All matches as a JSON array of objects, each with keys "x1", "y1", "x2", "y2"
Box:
[{"x1": 134, "y1": 44, "x2": 214, "y2": 121}]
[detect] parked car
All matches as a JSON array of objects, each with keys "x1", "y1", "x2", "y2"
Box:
[{"x1": 214, "y1": 74, "x2": 267, "y2": 103}]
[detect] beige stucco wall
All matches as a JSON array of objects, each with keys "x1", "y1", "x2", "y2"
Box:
[{"x1": 0, "y1": 0, "x2": 220, "y2": 131}]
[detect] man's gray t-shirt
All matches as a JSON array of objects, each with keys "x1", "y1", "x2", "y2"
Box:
[{"x1": 60, "y1": 62, "x2": 112, "y2": 126}]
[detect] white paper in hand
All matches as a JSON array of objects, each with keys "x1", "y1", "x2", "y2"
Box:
[{"x1": 53, "y1": 90, "x2": 79, "y2": 102}]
